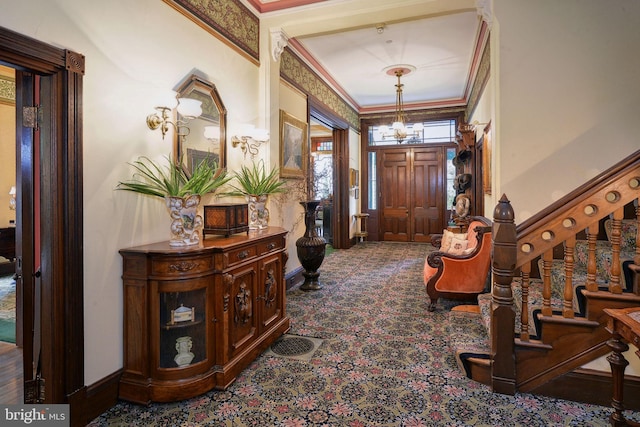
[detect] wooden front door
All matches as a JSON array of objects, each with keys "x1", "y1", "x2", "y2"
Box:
[
  {"x1": 412, "y1": 148, "x2": 443, "y2": 242},
  {"x1": 380, "y1": 147, "x2": 445, "y2": 242}
]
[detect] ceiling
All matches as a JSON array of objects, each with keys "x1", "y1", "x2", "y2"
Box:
[{"x1": 248, "y1": 0, "x2": 485, "y2": 115}]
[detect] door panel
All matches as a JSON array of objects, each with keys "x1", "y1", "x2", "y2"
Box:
[
  {"x1": 379, "y1": 147, "x2": 447, "y2": 242},
  {"x1": 412, "y1": 149, "x2": 443, "y2": 242},
  {"x1": 381, "y1": 151, "x2": 410, "y2": 241}
]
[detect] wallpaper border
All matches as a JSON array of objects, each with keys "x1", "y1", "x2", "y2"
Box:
[
  {"x1": 465, "y1": 36, "x2": 490, "y2": 122},
  {"x1": 280, "y1": 48, "x2": 360, "y2": 132},
  {"x1": 163, "y1": 0, "x2": 260, "y2": 65}
]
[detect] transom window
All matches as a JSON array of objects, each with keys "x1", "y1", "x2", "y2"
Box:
[{"x1": 368, "y1": 119, "x2": 457, "y2": 146}]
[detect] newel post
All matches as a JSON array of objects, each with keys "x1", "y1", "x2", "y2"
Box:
[{"x1": 491, "y1": 194, "x2": 517, "y2": 395}]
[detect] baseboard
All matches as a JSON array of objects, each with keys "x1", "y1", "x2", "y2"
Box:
[
  {"x1": 285, "y1": 266, "x2": 304, "y2": 290},
  {"x1": 532, "y1": 368, "x2": 640, "y2": 411},
  {"x1": 72, "y1": 369, "x2": 122, "y2": 426}
]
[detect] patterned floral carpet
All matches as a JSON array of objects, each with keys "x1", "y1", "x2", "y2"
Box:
[
  {"x1": 89, "y1": 242, "x2": 638, "y2": 426},
  {"x1": 0, "y1": 274, "x2": 16, "y2": 321}
]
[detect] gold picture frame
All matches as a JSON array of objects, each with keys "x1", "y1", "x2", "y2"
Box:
[
  {"x1": 482, "y1": 122, "x2": 492, "y2": 195},
  {"x1": 279, "y1": 110, "x2": 308, "y2": 179},
  {"x1": 349, "y1": 168, "x2": 359, "y2": 188},
  {"x1": 0, "y1": 75, "x2": 15, "y2": 105}
]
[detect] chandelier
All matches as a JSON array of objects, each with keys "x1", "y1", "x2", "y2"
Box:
[{"x1": 378, "y1": 66, "x2": 423, "y2": 143}]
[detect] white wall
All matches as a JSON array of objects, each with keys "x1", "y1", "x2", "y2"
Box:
[
  {"x1": 0, "y1": 0, "x2": 261, "y2": 384},
  {"x1": 469, "y1": 74, "x2": 494, "y2": 217},
  {"x1": 493, "y1": 0, "x2": 640, "y2": 222},
  {"x1": 491, "y1": 0, "x2": 640, "y2": 375},
  {"x1": 0, "y1": 66, "x2": 15, "y2": 229}
]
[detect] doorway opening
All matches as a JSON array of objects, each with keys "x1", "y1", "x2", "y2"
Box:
[
  {"x1": 309, "y1": 117, "x2": 333, "y2": 245},
  {"x1": 0, "y1": 64, "x2": 21, "y2": 403}
]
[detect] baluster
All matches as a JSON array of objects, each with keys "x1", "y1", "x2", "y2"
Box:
[
  {"x1": 609, "y1": 208, "x2": 623, "y2": 294},
  {"x1": 541, "y1": 250, "x2": 553, "y2": 316},
  {"x1": 586, "y1": 220, "x2": 599, "y2": 292},
  {"x1": 563, "y1": 236, "x2": 576, "y2": 318},
  {"x1": 520, "y1": 263, "x2": 530, "y2": 341}
]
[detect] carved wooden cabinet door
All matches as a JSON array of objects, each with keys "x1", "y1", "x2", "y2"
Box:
[
  {"x1": 224, "y1": 265, "x2": 258, "y2": 361},
  {"x1": 257, "y1": 253, "x2": 284, "y2": 334}
]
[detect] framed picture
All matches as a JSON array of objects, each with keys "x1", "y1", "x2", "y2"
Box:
[
  {"x1": 0, "y1": 75, "x2": 15, "y2": 105},
  {"x1": 279, "y1": 110, "x2": 308, "y2": 179},
  {"x1": 482, "y1": 122, "x2": 492, "y2": 195},
  {"x1": 349, "y1": 168, "x2": 359, "y2": 188},
  {"x1": 186, "y1": 148, "x2": 219, "y2": 176}
]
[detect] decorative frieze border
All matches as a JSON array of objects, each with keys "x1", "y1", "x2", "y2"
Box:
[
  {"x1": 163, "y1": 0, "x2": 259, "y2": 64},
  {"x1": 465, "y1": 35, "x2": 490, "y2": 121},
  {"x1": 0, "y1": 75, "x2": 15, "y2": 105},
  {"x1": 280, "y1": 48, "x2": 360, "y2": 131}
]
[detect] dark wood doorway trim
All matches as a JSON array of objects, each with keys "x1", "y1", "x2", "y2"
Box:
[
  {"x1": 0, "y1": 25, "x2": 86, "y2": 424},
  {"x1": 308, "y1": 99, "x2": 351, "y2": 249}
]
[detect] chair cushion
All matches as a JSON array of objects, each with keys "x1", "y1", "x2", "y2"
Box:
[
  {"x1": 467, "y1": 221, "x2": 483, "y2": 250},
  {"x1": 447, "y1": 237, "x2": 468, "y2": 255},
  {"x1": 441, "y1": 229, "x2": 467, "y2": 253}
]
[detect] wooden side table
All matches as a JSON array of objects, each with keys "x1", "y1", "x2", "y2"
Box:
[
  {"x1": 604, "y1": 307, "x2": 640, "y2": 426},
  {"x1": 354, "y1": 213, "x2": 369, "y2": 242}
]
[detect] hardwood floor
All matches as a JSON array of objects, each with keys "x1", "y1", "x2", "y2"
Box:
[{"x1": 0, "y1": 341, "x2": 22, "y2": 403}]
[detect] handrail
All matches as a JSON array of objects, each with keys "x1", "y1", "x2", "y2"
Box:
[
  {"x1": 491, "y1": 150, "x2": 640, "y2": 394},
  {"x1": 516, "y1": 150, "x2": 639, "y2": 268}
]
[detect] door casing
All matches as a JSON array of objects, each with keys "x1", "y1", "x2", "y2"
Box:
[{"x1": 0, "y1": 25, "x2": 86, "y2": 424}]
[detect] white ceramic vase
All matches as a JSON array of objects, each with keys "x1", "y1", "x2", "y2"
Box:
[
  {"x1": 166, "y1": 195, "x2": 203, "y2": 247},
  {"x1": 247, "y1": 194, "x2": 269, "y2": 230}
]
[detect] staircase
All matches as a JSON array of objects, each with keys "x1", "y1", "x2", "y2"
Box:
[{"x1": 448, "y1": 149, "x2": 640, "y2": 409}]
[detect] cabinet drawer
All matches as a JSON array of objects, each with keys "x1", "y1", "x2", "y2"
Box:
[
  {"x1": 226, "y1": 244, "x2": 257, "y2": 268},
  {"x1": 257, "y1": 238, "x2": 283, "y2": 255},
  {"x1": 151, "y1": 254, "x2": 214, "y2": 277}
]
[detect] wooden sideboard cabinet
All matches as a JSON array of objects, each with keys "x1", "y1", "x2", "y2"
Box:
[{"x1": 119, "y1": 227, "x2": 289, "y2": 404}]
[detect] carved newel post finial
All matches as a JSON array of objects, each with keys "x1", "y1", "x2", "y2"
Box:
[
  {"x1": 492, "y1": 194, "x2": 517, "y2": 303},
  {"x1": 491, "y1": 193, "x2": 517, "y2": 395}
]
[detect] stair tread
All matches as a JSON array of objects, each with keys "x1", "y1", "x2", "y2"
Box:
[{"x1": 447, "y1": 308, "x2": 490, "y2": 376}]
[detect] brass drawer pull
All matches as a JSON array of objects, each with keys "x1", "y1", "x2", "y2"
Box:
[
  {"x1": 266, "y1": 242, "x2": 276, "y2": 250},
  {"x1": 237, "y1": 250, "x2": 249, "y2": 260},
  {"x1": 169, "y1": 261, "x2": 197, "y2": 272}
]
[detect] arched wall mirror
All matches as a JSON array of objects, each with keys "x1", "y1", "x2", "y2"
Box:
[{"x1": 174, "y1": 74, "x2": 227, "y2": 173}]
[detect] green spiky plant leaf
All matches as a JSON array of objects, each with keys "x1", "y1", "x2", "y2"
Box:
[
  {"x1": 221, "y1": 159, "x2": 286, "y2": 197},
  {"x1": 117, "y1": 155, "x2": 231, "y2": 198}
]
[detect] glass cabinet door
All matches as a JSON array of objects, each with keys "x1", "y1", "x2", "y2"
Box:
[{"x1": 156, "y1": 277, "x2": 212, "y2": 373}]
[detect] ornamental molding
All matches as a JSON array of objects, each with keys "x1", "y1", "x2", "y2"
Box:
[
  {"x1": 270, "y1": 28, "x2": 289, "y2": 62},
  {"x1": 476, "y1": 0, "x2": 493, "y2": 28}
]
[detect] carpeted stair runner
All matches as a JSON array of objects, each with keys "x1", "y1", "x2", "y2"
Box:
[
  {"x1": 446, "y1": 278, "x2": 566, "y2": 378},
  {"x1": 446, "y1": 305, "x2": 490, "y2": 378}
]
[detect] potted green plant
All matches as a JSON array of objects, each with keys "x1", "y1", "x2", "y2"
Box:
[
  {"x1": 117, "y1": 155, "x2": 231, "y2": 246},
  {"x1": 221, "y1": 159, "x2": 286, "y2": 229}
]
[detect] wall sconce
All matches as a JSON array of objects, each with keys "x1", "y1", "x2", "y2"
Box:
[
  {"x1": 231, "y1": 125, "x2": 269, "y2": 158},
  {"x1": 9, "y1": 186, "x2": 16, "y2": 210},
  {"x1": 146, "y1": 95, "x2": 203, "y2": 140},
  {"x1": 204, "y1": 125, "x2": 220, "y2": 141}
]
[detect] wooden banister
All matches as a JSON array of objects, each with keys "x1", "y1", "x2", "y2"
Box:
[
  {"x1": 515, "y1": 150, "x2": 640, "y2": 268},
  {"x1": 490, "y1": 150, "x2": 640, "y2": 395}
]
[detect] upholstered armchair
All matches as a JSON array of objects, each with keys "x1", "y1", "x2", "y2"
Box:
[{"x1": 423, "y1": 216, "x2": 493, "y2": 311}]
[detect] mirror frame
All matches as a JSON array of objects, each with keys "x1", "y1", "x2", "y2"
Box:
[{"x1": 174, "y1": 74, "x2": 227, "y2": 173}]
